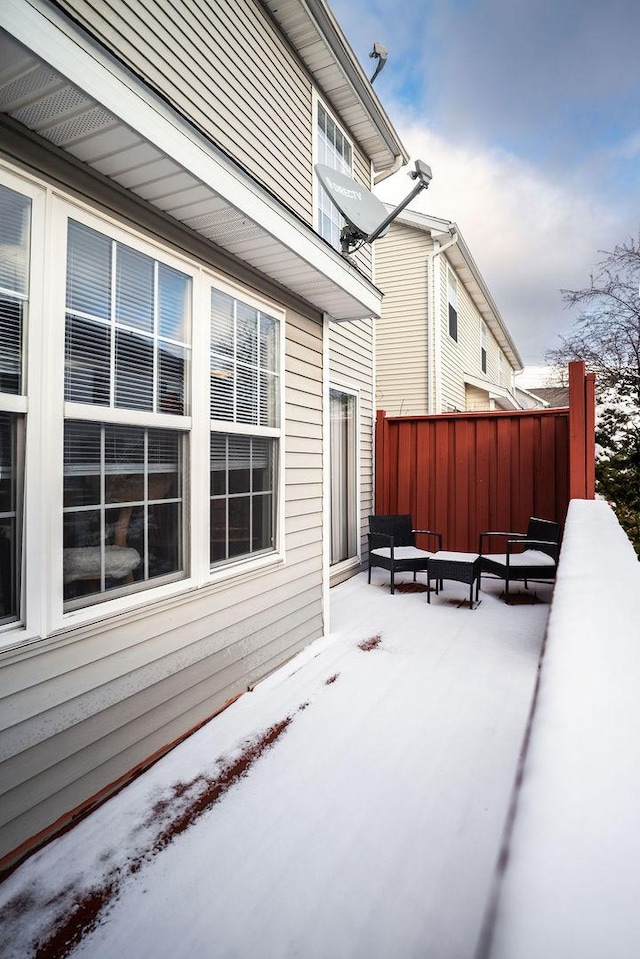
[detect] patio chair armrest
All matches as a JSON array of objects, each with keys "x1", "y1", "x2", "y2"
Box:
[
  {"x1": 413, "y1": 529, "x2": 443, "y2": 550},
  {"x1": 478, "y1": 530, "x2": 525, "y2": 554},
  {"x1": 368, "y1": 531, "x2": 394, "y2": 550},
  {"x1": 507, "y1": 537, "x2": 558, "y2": 556}
]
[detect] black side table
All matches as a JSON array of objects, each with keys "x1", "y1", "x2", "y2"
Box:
[{"x1": 427, "y1": 551, "x2": 481, "y2": 609}]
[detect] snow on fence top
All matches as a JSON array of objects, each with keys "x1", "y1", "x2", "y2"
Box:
[{"x1": 485, "y1": 499, "x2": 640, "y2": 959}]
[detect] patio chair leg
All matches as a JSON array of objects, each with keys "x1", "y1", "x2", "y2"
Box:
[
  {"x1": 368, "y1": 564, "x2": 371, "y2": 584},
  {"x1": 390, "y1": 571, "x2": 395, "y2": 595}
]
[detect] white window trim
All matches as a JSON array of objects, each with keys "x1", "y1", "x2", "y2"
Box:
[
  {"x1": 50, "y1": 195, "x2": 198, "y2": 632},
  {"x1": 203, "y1": 272, "x2": 286, "y2": 581},
  {"x1": 0, "y1": 160, "x2": 287, "y2": 649},
  {"x1": 312, "y1": 91, "x2": 354, "y2": 241},
  {"x1": 327, "y1": 380, "x2": 361, "y2": 571},
  {"x1": 0, "y1": 166, "x2": 47, "y2": 644}
]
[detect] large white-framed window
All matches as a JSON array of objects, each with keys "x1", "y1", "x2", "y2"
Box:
[
  {"x1": 0, "y1": 174, "x2": 39, "y2": 628},
  {"x1": 61, "y1": 208, "x2": 193, "y2": 609},
  {"x1": 314, "y1": 96, "x2": 353, "y2": 250},
  {"x1": 329, "y1": 386, "x2": 358, "y2": 566},
  {"x1": 209, "y1": 283, "x2": 282, "y2": 567},
  {"x1": 0, "y1": 158, "x2": 288, "y2": 648}
]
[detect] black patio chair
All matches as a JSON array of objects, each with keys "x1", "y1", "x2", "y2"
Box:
[
  {"x1": 368, "y1": 514, "x2": 442, "y2": 594},
  {"x1": 479, "y1": 516, "x2": 561, "y2": 603}
]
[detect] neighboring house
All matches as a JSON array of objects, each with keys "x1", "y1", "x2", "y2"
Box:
[
  {"x1": 375, "y1": 209, "x2": 525, "y2": 414},
  {"x1": 515, "y1": 365, "x2": 570, "y2": 409},
  {"x1": 0, "y1": 0, "x2": 407, "y2": 868}
]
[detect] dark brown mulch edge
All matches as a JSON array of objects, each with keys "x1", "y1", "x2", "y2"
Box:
[
  {"x1": 27, "y1": 718, "x2": 293, "y2": 959},
  {"x1": 394, "y1": 582, "x2": 429, "y2": 593}
]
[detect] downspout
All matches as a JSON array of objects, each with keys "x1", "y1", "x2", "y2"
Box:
[{"x1": 427, "y1": 231, "x2": 458, "y2": 413}]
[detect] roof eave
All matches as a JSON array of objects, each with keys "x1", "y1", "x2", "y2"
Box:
[{"x1": 262, "y1": 0, "x2": 409, "y2": 172}]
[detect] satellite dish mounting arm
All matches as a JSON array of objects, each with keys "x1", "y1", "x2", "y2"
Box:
[{"x1": 341, "y1": 160, "x2": 433, "y2": 254}]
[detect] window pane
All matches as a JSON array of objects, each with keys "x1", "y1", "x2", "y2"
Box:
[
  {"x1": 210, "y1": 433, "x2": 276, "y2": 565},
  {"x1": 105, "y1": 425, "x2": 145, "y2": 504},
  {"x1": 0, "y1": 184, "x2": 31, "y2": 296},
  {"x1": 64, "y1": 421, "x2": 101, "y2": 507},
  {"x1": 252, "y1": 437, "x2": 273, "y2": 492},
  {"x1": 260, "y1": 313, "x2": 278, "y2": 371},
  {"x1": 260, "y1": 371, "x2": 279, "y2": 428},
  {"x1": 210, "y1": 433, "x2": 227, "y2": 495},
  {"x1": 64, "y1": 422, "x2": 184, "y2": 605},
  {"x1": 159, "y1": 343, "x2": 186, "y2": 415},
  {"x1": 210, "y1": 356, "x2": 233, "y2": 421},
  {"x1": 0, "y1": 412, "x2": 20, "y2": 623},
  {"x1": 236, "y1": 366, "x2": 258, "y2": 425},
  {"x1": 159, "y1": 264, "x2": 190, "y2": 341},
  {"x1": 228, "y1": 435, "x2": 251, "y2": 494},
  {"x1": 252, "y1": 494, "x2": 272, "y2": 551},
  {"x1": 65, "y1": 317, "x2": 110, "y2": 405},
  {"x1": 211, "y1": 289, "x2": 234, "y2": 356},
  {"x1": 148, "y1": 501, "x2": 181, "y2": 578},
  {"x1": 228, "y1": 496, "x2": 250, "y2": 558},
  {"x1": 116, "y1": 245, "x2": 153, "y2": 332},
  {"x1": 210, "y1": 498, "x2": 227, "y2": 564},
  {"x1": 67, "y1": 221, "x2": 111, "y2": 320},
  {"x1": 115, "y1": 330, "x2": 153, "y2": 410},
  {"x1": 148, "y1": 429, "x2": 181, "y2": 500},
  {"x1": 236, "y1": 302, "x2": 257, "y2": 365},
  {"x1": 0, "y1": 298, "x2": 23, "y2": 395}
]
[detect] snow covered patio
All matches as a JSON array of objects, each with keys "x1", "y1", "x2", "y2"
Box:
[{"x1": 0, "y1": 570, "x2": 552, "y2": 959}]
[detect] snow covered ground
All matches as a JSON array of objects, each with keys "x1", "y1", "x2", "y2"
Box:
[{"x1": 0, "y1": 570, "x2": 552, "y2": 959}]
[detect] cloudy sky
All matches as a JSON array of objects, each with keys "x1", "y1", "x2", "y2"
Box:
[{"x1": 329, "y1": 0, "x2": 640, "y2": 365}]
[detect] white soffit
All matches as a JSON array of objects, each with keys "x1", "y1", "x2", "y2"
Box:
[{"x1": 0, "y1": 3, "x2": 380, "y2": 322}]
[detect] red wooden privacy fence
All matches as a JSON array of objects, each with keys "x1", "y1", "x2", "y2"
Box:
[{"x1": 374, "y1": 361, "x2": 595, "y2": 553}]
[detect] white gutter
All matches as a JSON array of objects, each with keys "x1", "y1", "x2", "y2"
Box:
[{"x1": 374, "y1": 154, "x2": 404, "y2": 185}]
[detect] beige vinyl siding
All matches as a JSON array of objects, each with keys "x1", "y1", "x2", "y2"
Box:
[
  {"x1": 440, "y1": 257, "x2": 466, "y2": 412},
  {"x1": 350, "y1": 144, "x2": 374, "y2": 281},
  {"x1": 329, "y1": 317, "x2": 374, "y2": 583},
  {"x1": 54, "y1": 0, "x2": 315, "y2": 222},
  {"x1": 0, "y1": 141, "x2": 326, "y2": 861},
  {"x1": 374, "y1": 222, "x2": 430, "y2": 415},
  {"x1": 465, "y1": 383, "x2": 490, "y2": 411},
  {"x1": 0, "y1": 304, "x2": 324, "y2": 861}
]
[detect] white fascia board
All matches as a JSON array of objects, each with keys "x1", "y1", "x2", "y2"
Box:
[
  {"x1": 2, "y1": 0, "x2": 381, "y2": 319},
  {"x1": 463, "y1": 373, "x2": 522, "y2": 409}
]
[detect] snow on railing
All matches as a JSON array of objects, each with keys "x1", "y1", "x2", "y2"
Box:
[{"x1": 481, "y1": 499, "x2": 640, "y2": 959}]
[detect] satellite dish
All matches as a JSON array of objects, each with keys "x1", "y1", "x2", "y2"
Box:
[
  {"x1": 315, "y1": 159, "x2": 434, "y2": 254},
  {"x1": 315, "y1": 164, "x2": 389, "y2": 240}
]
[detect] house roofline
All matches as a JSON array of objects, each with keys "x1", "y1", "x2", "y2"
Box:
[
  {"x1": 263, "y1": 0, "x2": 409, "y2": 173},
  {"x1": 388, "y1": 206, "x2": 524, "y2": 371}
]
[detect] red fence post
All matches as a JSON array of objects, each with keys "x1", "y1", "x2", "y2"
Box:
[
  {"x1": 569, "y1": 360, "x2": 587, "y2": 499},
  {"x1": 585, "y1": 372, "x2": 596, "y2": 499},
  {"x1": 375, "y1": 410, "x2": 387, "y2": 515}
]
